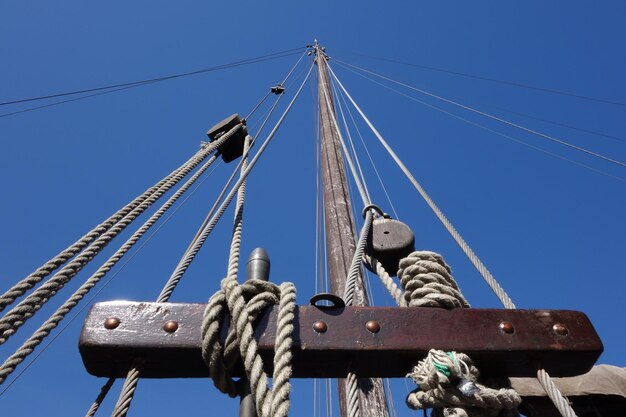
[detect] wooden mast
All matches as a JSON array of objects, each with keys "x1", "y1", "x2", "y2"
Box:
[{"x1": 314, "y1": 41, "x2": 390, "y2": 417}]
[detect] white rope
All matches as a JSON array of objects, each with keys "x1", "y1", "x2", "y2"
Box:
[
  {"x1": 202, "y1": 278, "x2": 296, "y2": 417},
  {"x1": 407, "y1": 349, "x2": 521, "y2": 417},
  {"x1": 0, "y1": 133, "x2": 234, "y2": 347}
]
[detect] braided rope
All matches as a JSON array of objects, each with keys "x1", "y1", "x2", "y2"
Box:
[
  {"x1": 346, "y1": 372, "x2": 360, "y2": 417},
  {"x1": 106, "y1": 142, "x2": 244, "y2": 417},
  {"x1": 202, "y1": 278, "x2": 296, "y2": 417},
  {"x1": 0, "y1": 152, "x2": 221, "y2": 384},
  {"x1": 111, "y1": 361, "x2": 142, "y2": 417},
  {"x1": 343, "y1": 209, "x2": 373, "y2": 305},
  {"x1": 536, "y1": 369, "x2": 576, "y2": 417},
  {"x1": 106, "y1": 67, "x2": 313, "y2": 414},
  {"x1": 363, "y1": 256, "x2": 405, "y2": 306},
  {"x1": 84, "y1": 378, "x2": 115, "y2": 417},
  {"x1": 0, "y1": 127, "x2": 239, "y2": 346},
  {"x1": 0, "y1": 147, "x2": 206, "y2": 313},
  {"x1": 200, "y1": 134, "x2": 296, "y2": 417}
]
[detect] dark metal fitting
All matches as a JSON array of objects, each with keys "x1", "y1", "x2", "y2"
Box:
[
  {"x1": 104, "y1": 317, "x2": 120, "y2": 330},
  {"x1": 163, "y1": 321, "x2": 179, "y2": 333},
  {"x1": 366, "y1": 320, "x2": 381, "y2": 333},
  {"x1": 312, "y1": 321, "x2": 328, "y2": 333},
  {"x1": 310, "y1": 293, "x2": 345, "y2": 309},
  {"x1": 270, "y1": 84, "x2": 285, "y2": 95},
  {"x1": 499, "y1": 321, "x2": 515, "y2": 334},
  {"x1": 553, "y1": 323, "x2": 569, "y2": 336},
  {"x1": 362, "y1": 204, "x2": 385, "y2": 219}
]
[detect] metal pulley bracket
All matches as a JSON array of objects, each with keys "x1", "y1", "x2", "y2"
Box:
[
  {"x1": 365, "y1": 217, "x2": 415, "y2": 276},
  {"x1": 206, "y1": 113, "x2": 249, "y2": 163},
  {"x1": 270, "y1": 84, "x2": 285, "y2": 95}
]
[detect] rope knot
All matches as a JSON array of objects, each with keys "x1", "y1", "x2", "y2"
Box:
[
  {"x1": 201, "y1": 276, "x2": 296, "y2": 417},
  {"x1": 407, "y1": 349, "x2": 521, "y2": 417}
]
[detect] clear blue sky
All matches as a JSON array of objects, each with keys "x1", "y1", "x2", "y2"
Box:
[{"x1": 1, "y1": 2, "x2": 625, "y2": 416}]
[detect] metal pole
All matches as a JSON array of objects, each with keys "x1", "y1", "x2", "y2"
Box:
[
  {"x1": 314, "y1": 42, "x2": 390, "y2": 417},
  {"x1": 238, "y1": 248, "x2": 271, "y2": 417}
]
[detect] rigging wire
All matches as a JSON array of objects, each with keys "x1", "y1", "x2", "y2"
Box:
[
  {"x1": 0, "y1": 49, "x2": 312, "y2": 396},
  {"x1": 336, "y1": 62, "x2": 626, "y2": 184},
  {"x1": 328, "y1": 61, "x2": 588, "y2": 417},
  {"x1": 0, "y1": 49, "x2": 306, "y2": 119},
  {"x1": 333, "y1": 58, "x2": 626, "y2": 169},
  {"x1": 0, "y1": 47, "x2": 306, "y2": 107},
  {"x1": 168, "y1": 48, "x2": 308, "y2": 274},
  {"x1": 483, "y1": 104, "x2": 626, "y2": 145},
  {"x1": 157, "y1": 93, "x2": 284, "y2": 302},
  {"x1": 337, "y1": 86, "x2": 400, "y2": 219},
  {"x1": 331, "y1": 76, "x2": 373, "y2": 204},
  {"x1": 110, "y1": 61, "x2": 315, "y2": 417},
  {"x1": 326, "y1": 61, "x2": 518, "y2": 309},
  {"x1": 319, "y1": 73, "x2": 370, "y2": 206},
  {"x1": 336, "y1": 50, "x2": 626, "y2": 108}
]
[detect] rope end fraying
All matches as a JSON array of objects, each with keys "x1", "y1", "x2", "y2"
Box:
[{"x1": 406, "y1": 349, "x2": 521, "y2": 416}]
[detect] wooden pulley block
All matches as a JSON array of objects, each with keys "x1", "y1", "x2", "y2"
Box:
[
  {"x1": 366, "y1": 217, "x2": 415, "y2": 276},
  {"x1": 206, "y1": 113, "x2": 248, "y2": 163}
]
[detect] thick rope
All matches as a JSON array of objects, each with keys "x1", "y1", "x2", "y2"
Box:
[
  {"x1": 0, "y1": 152, "x2": 222, "y2": 384},
  {"x1": 0, "y1": 128, "x2": 239, "y2": 346},
  {"x1": 198, "y1": 131, "x2": 297, "y2": 417},
  {"x1": 0, "y1": 144, "x2": 213, "y2": 313},
  {"x1": 406, "y1": 350, "x2": 521, "y2": 417},
  {"x1": 202, "y1": 278, "x2": 296, "y2": 417},
  {"x1": 85, "y1": 378, "x2": 115, "y2": 417},
  {"x1": 398, "y1": 251, "x2": 470, "y2": 309},
  {"x1": 370, "y1": 251, "x2": 518, "y2": 416},
  {"x1": 342, "y1": 206, "x2": 386, "y2": 417},
  {"x1": 107, "y1": 65, "x2": 312, "y2": 417},
  {"x1": 107, "y1": 141, "x2": 247, "y2": 417}
]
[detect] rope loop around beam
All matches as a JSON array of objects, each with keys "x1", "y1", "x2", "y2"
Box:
[{"x1": 201, "y1": 277, "x2": 296, "y2": 417}]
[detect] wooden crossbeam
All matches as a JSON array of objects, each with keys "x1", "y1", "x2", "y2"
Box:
[{"x1": 79, "y1": 301, "x2": 602, "y2": 379}]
